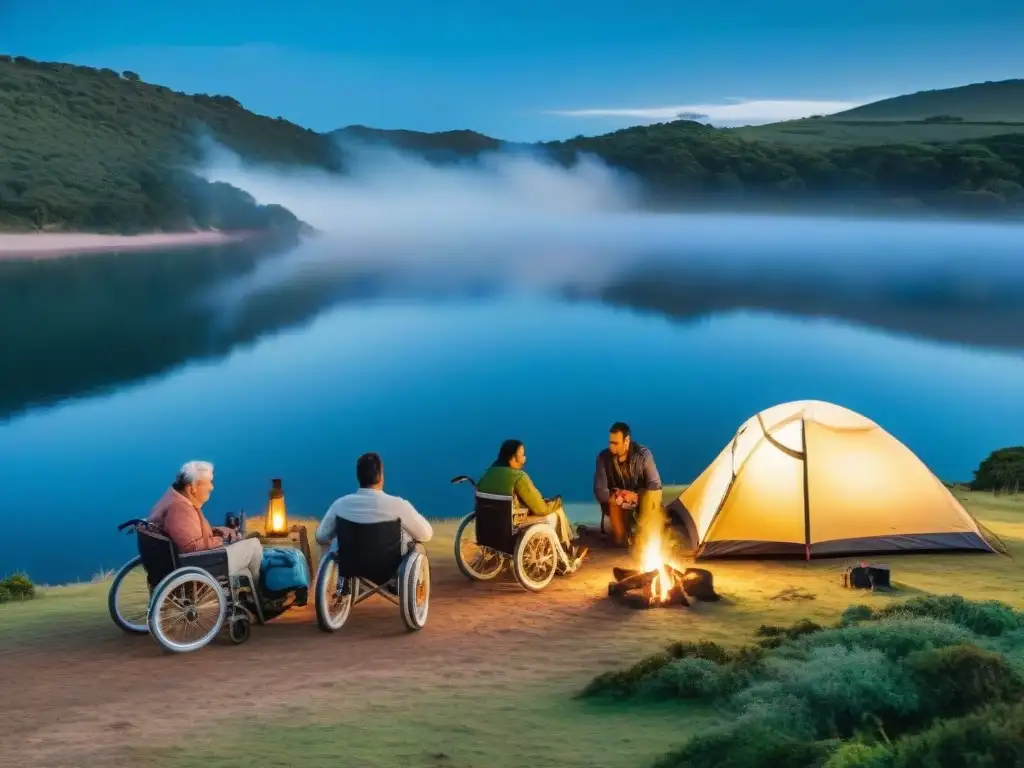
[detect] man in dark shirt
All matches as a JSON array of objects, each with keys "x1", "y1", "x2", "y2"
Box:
[{"x1": 593, "y1": 422, "x2": 662, "y2": 546}]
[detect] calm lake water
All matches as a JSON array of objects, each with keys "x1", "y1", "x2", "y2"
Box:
[{"x1": 2, "y1": 213, "x2": 1024, "y2": 583}]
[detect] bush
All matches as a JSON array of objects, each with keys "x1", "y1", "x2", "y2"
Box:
[
  {"x1": 904, "y1": 644, "x2": 1024, "y2": 720},
  {"x1": 890, "y1": 703, "x2": 1024, "y2": 767},
  {"x1": 0, "y1": 572, "x2": 35, "y2": 603},
  {"x1": 792, "y1": 617, "x2": 976, "y2": 660},
  {"x1": 755, "y1": 618, "x2": 825, "y2": 648},
  {"x1": 840, "y1": 595, "x2": 1023, "y2": 637},
  {"x1": 734, "y1": 646, "x2": 919, "y2": 737},
  {"x1": 580, "y1": 640, "x2": 762, "y2": 699},
  {"x1": 823, "y1": 742, "x2": 894, "y2": 768},
  {"x1": 654, "y1": 723, "x2": 832, "y2": 768},
  {"x1": 634, "y1": 657, "x2": 733, "y2": 700}
]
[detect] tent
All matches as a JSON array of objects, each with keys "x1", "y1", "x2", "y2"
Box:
[{"x1": 667, "y1": 400, "x2": 996, "y2": 559}]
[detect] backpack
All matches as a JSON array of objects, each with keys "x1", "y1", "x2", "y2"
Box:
[
  {"x1": 260, "y1": 547, "x2": 310, "y2": 599},
  {"x1": 842, "y1": 562, "x2": 891, "y2": 590}
]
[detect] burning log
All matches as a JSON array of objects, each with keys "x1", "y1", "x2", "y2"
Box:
[{"x1": 607, "y1": 564, "x2": 690, "y2": 609}]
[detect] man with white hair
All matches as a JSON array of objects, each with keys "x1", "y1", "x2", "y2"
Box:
[{"x1": 148, "y1": 460, "x2": 264, "y2": 589}]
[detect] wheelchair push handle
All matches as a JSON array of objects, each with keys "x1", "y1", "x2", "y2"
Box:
[
  {"x1": 450, "y1": 475, "x2": 477, "y2": 488},
  {"x1": 116, "y1": 518, "x2": 150, "y2": 533}
]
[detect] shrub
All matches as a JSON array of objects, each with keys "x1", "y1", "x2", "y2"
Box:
[
  {"x1": 755, "y1": 618, "x2": 824, "y2": 648},
  {"x1": 580, "y1": 640, "x2": 760, "y2": 698},
  {"x1": 904, "y1": 644, "x2": 1024, "y2": 720},
  {"x1": 634, "y1": 658, "x2": 733, "y2": 700},
  {"x1": 842, "y1": 595, "x2": 1024, "y2": 637},
  {"x1": 823, "y1": 742, "x2": 894, "y2": 768},
  {"x1": 890, "y1": 703, "x2": 1024, "y2": 767},
  {"x1": 0, "y1": 572, "x2": 35, "y2": 603},
  {"x1": 734, "y1": 646, "x2": 919, "y2": 737},
  {"x1": 654, "y1": 723, "x2": 832, "y2": 768},
  {"x1": 793, "y1": 617, "x2": 976, "y2": 660}
]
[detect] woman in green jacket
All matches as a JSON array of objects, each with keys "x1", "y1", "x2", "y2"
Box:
[{"x1": 476, "y1": 439, "x2": 587, "y2": 565}]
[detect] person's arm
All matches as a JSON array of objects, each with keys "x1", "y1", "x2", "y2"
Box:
[
  {"x1": 514, "y1": 472, "x2": 558, "y2": 516},
  {"x1": 396, "y1": 498, "x2": 433, "y2": 542},
  {"x1": 314, "y1": 504, "x2": 337, "y2": 546},
  {"x1": 642, "y1": 447, "x2": 663, "y2": 491},
  {"x1": 593, "y1": 454, "x2": 611, "y2": 504},
  {"x1": 163, "y1": 505, "x2": 223, "y2": 553}
]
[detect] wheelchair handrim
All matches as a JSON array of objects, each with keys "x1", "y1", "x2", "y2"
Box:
[
  {"x1": 149, "y1": 570, "x2": 226, "y2": 653},
  {"x1": 109, "y1": 556, "x2": 151, "y2": 634},
  {"x1": 316, "y1": 558, "x2": 352, "y2": 630}
]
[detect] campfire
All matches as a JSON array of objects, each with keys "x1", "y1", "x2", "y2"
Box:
[{"x1": 607, "y1": 507, "x2": 690, "y2": 609}]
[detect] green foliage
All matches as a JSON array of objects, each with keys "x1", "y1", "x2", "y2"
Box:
[
  {"x1": 654, "y1": 724, "x2": 832, "y2": 768},
  {"x1": 580, "y1": 639, "x2": 762, "y2": 700},
  {"x1": 793, "y1": 617, "x2": 977, "y2": 659},
  {"x1": 755, "y1": 617, "x2": 824, "y2": 648},
  {"x1": 0, "y1": 572, "x2": 36, "y2": 603},
  {"x1": 734, "y1": 646, "x2": 919, "y2": 737},
  {"x1": 594, "y1": 597, "x2": 1024, "y2": 768},
  {"x1": 841, "y1": 594, "x2": 1024, "y2": 636},
  {"x1": 0, "y1": 57, "x2": 323, "y2": 233},
  {"x1": 550, "y1": 123, "x2": 1024, "y2": 216},
  {"x1": 904, "y1": 645, "x2": 1024, "y2": 719},
  {"x1": 971, "y1": 446, "x2": 1024, "y2": 492},
  {"x1": 823, "y1": 742, "x2": 894, "y2": 768},
  {"x1": 890, "y1": 703, "x2": 1024, "y2": 767}
]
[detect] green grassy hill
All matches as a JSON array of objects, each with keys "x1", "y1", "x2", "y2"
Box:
[
  {"x1": 837, "y1": 79, "x2": 1024, "y2": 121},
  {"x1": 734, "y1": 80, "x2": 1024, "y2": 146}
]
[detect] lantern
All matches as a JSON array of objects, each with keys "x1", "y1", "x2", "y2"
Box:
[{"x1": 264, "y1": 478, "x2": 289, "y2": 536}]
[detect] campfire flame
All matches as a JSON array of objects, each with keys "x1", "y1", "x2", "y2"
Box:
[{"x1": 635, "y1": 501, "x2": 687, "y2": 605}]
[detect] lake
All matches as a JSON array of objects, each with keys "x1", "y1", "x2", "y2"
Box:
[{"x1": 2, "y1": 213, "x2": 1024, "y2": 583}]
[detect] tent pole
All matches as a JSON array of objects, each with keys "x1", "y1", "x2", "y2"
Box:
[{"x1": 801, "y1": 416, "x2": 811, "y2": 561}]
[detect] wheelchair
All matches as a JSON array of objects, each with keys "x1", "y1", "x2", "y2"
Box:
[
  {"x1": 314, "y1": 518, "x2": 430, "y2": 633},
  {"x1": 450, "y1": 475, "x2": 582, "y2": 592},
  {"x1": 107, "y1": 518, "x2": 305, "y2": 653}
]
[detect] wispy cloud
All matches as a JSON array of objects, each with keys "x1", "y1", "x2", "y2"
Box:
[{"x1": 546, "y1": 99, "x2": 872, "y2": 126}]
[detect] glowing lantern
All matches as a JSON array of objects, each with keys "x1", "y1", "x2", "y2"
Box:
[{"x1": 264, "y1": 478, "x2": 288, "y2": 536}]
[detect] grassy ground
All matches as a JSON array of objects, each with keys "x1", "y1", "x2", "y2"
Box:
[{"x1": 2, "y1": 492, "x2": 1021, "y2": 768}]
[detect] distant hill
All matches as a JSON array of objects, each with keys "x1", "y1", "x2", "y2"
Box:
[
  {"x1": 735, "y1": 80, "x2": 1024, "y2": 146},
  {"x1": 0, "y1": 55, "x2": 331, "y2": 233},
  {"x1": 332, "y1": 125, "x2": 506, "y2": 158},
  {"x1": 2, "y1": 55, "x2": 1024, "y2": 230},
  {"x1": 834, "y1": 79, "x2": 1024, "y2": 122}
]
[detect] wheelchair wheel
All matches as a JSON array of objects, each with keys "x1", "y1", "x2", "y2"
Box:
[
  {"x1": 398, "y1": 550, "x2": 429, "y2": 631},
  {"x1": 454, "y1": 513, "x2": 504, "y2": 581},
  {"x1": 229, "y1": 618, "x2": 251, "y2": 644},
  {"x1": 314, "y1": 556, "x2": 352, "y2": 632},
  {"x1": 512, "y1": 525, "x2": 560, "y2": 592},
  {"x1": 148, "y1": 567, "x2": 227, "y2": 653},
  {"x1": 108, "y1": 555, "x2": 150, "y2": 634}
]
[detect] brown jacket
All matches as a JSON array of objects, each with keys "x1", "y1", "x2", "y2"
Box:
[{"x1": 148, "y1": 487, "x2": 223, "y2": 553}]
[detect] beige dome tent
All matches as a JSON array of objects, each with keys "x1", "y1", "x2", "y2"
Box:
[{"x1": 667, "y1": 400, "x2": 995, "y2": 559}]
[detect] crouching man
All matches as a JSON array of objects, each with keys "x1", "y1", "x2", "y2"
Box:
[{"x1": 148, "y1": 460, "x2": 264, "y2": 587}]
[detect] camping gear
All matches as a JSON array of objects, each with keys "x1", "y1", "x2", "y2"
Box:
[
  {"x1": 682, "y1": 568, "x2": 721, "y2": 601},
  {"x1": 666, "y1": 400, "x2": 997, "y2": 559},
  {"x1": 843, "y1": 562, "x2": 891, "y2": 590},
  {"x1": 260, "y1": 546, "x2": 310, "y2": 599}
]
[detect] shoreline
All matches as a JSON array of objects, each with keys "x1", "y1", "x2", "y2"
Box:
[{"x1": 0, "y1": 230, "x2": 256, "y2": 261}]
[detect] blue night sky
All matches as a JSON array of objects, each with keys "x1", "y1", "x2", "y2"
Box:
[{"x1": 3, "y1": 0, "x2": 1023, "y2": 141}]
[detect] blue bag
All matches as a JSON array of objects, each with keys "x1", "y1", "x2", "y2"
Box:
[{"x1": 259, "y1": 547, "x2": 310, "y2": 598}]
